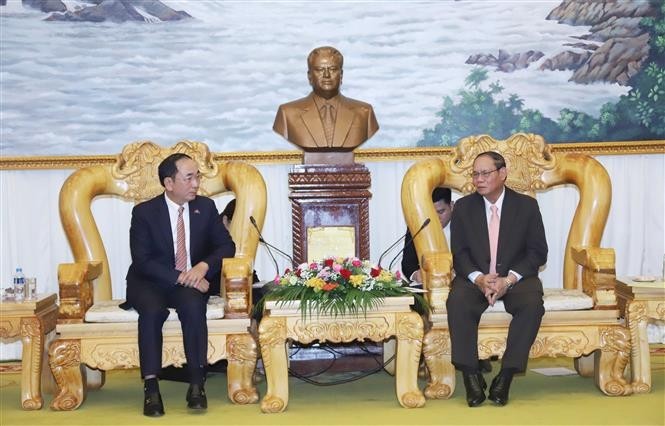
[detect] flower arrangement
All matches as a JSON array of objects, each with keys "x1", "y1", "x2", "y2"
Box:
[{"x1": 256, "y1": 256, "x2": 429, "y2": 317}]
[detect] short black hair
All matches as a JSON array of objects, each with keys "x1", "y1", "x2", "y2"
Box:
[
  {"x1": 432, "y1": 187, "x2": 451, "y2": 205},
  {"x1": 475, "y1": 151, "x2": 506, "y2": 171},
  {"x1": 220, "y1": 198, "x2": 236, "y2": 221},
  {"x1": 158, "y1": 153, "x2": 192, "y2": 187}
]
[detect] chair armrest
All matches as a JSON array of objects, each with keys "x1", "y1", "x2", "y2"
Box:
[
  {"x1": 571, "y1": 246, "x2": 617, "y2": 309},
  {"x1": 57, "y1": 261, "x2": 103, "y2": 323},
  {"x1": 421, "y1": 252, "x2": 453, "y2": 313},
  {"x1": 222, "y1": 256, "x2": 252, "y2": 319}
]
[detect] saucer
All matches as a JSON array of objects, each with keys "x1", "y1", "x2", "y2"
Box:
[{"x1": 633, "y1": 276, "x2": 656, "y2": 282}]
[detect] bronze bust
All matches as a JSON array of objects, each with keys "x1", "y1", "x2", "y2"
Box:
[{"x1": 273, "y1": 46, "x2": 379, "y2": 155}]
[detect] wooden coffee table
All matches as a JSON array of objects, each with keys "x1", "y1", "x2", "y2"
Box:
[
  {"x1": 0, "y1": 293, "x2": 58, "y2": 409},
  {"x1": 258, "y1": 296, "x2": 425, "y2": 412},
  {"x1": 615, "y1": 277, "x2": 665, "y2": 393}
]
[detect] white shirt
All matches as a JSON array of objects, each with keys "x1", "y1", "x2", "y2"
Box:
[
  {"x1": 467, "y1": 188, "x2": 522, "y2": 284},
  {"x1": 164, "y1": 193, "x2": 192, "y2": 270}
]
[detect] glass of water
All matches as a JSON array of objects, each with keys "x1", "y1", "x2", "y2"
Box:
[{"x1": 25, "y1": 277, "x2": 37, "y2": 300}]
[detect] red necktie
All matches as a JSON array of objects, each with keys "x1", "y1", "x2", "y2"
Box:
[
  {"x1": 489, "y1": 205, "x2": 499, "y2": 274},
  {"x1": 175, "y1": 206, "x2": 187, "y2": 272}
]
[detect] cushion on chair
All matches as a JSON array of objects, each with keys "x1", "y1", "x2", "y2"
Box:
[
  {"x1": 484, "y1": 288, "x2": 593, "y2": 313},
  {"x1": 84, "y1": 296, "x2": 225, "y2": 323}
]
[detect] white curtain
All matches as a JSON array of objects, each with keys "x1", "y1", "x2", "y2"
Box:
[{"x1": 1, "y1": 153, "x2": 663, "y2": 359}]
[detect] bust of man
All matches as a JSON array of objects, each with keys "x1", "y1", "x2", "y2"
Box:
[{"x1": 273, "y1": 46, "x2": 379, "y2": 158}]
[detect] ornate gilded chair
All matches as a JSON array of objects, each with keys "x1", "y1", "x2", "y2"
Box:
[
  {"x1": 49, "y1": 141, "x2": 266, "y2": 410},
  {"x1": 401, "y1": 133, "x2": 636, "y2": 398}
]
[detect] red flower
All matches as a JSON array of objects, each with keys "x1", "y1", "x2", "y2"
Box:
[
  {"x1": 322, "y1": 282, "x2": 338, "y2": 291},
  {"x1": 339, "y1": 269, "x2": 352, "y2": 280},
  {"x1": 295, "y1": 268, "x2": 301, "y2": 277},
  {"x1": 370, "y1": 267, "x2": 381, "y2": 278},
  {"x1": 324, "y1": 258, "x2": 334, "y2": 268},
  {"x1": 352, "y1": 259, "x2": 362, "y2": 267},
  {"x1": 284, "y1": 268, "x2": 291, "y2": 275}
]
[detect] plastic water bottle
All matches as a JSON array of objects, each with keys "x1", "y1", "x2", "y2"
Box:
[{"x1": 13, "y1": 267, "x2": 25, "y2": 302}]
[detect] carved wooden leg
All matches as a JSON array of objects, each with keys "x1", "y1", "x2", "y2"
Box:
[
  {"x1": 394, "y1": 312, "x2": 426, "y2": 408},
  {"x1": 49, "y1": 339, "x2": 86, "y2": 410},
  {"x1": 626, "y1": 301, "x2": 651, "y2": 393},
  {"x1": 227, "y1": 334, "x2": 259, "y2": 404},
  {"x1": 258, "y1": 315, "x2": 288, "y2": 413},
  {"x1": 595, "y1": 327, "x2": 633, "y2": 396},
  {"x1": 19, "y1": 317, "x2": 43, "y2": 409},
  {"x1": 422, "y1": 328, "x2": 455, "y2": 399},
  {"x1": 573, "y1": 353, "x2": 595, "y2": 377}
]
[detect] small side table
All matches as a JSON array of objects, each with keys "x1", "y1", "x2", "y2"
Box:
[
  {"x1": 0, "y1": 293, "x2": 58, "y2": 409},
  {"x1": 615, "y1": 277, "x2": 665, "y2": 393},
  {"x1": 258, "y1": 296, "x2": 425, "y2": 413}
]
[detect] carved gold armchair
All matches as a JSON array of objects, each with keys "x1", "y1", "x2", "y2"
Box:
[
  {"x1": 401, "y1": 133, "x2": 635, "y2": 398},
  {"x1": 49, "y1": 141, "x2": 267, "y2": 410}
]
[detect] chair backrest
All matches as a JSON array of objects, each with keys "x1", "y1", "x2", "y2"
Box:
[
  {"x1": 59, "y1": 141, "x2": 267, "y2": 303},
  {"x1": 401, "y1": 133, "x2": 611, "y2": 294}
]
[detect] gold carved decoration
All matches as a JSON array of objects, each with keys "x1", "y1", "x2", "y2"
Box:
[
  {"x1": 451, "y1": 133, "x2": 557, "y2": 196},
  {"x1": 111, "y1": 140, "x2": 218, "y2": 202},
  {"x1": 291, "y1": 318, "x2": 391, "y2": 343},
  {"x1": 2, "y1": 140, "x2": 663, "y2": 170}
]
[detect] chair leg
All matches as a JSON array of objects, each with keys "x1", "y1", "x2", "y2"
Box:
[
  {"x1": 49, "y1": 339, "x2": 86, "y2": 410},
  {"x1": 422, "y1": 329, "x2": 455, "y2": 399},
  {"x1": 395, "y1": 312, "x2": 426, "y2": 408},
  {"x1": 595, "y1": 327, "x2": 633, "y2": 396},
  {"x1": 258, "y1": 316, "x2": 289, "y2": 413},
  {"x1": 226, "y1": 334, "x2": 259, "y2": 404}
]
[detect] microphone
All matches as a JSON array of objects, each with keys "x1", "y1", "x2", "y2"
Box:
[
  {"x1": 249, "y1": 216, "x2": 280, "y2": 279},
  {"x1": 377, "y1": 232, "x2": 407, "y2": 269},
  {"x1": 388, "y1": 218, "x2": 431, "y2": 271},
  {"x1": 249, "y1": 216, "x2": 296, "y2": 267}
]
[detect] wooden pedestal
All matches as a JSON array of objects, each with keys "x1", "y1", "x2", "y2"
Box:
[{"x1": 289, "y1": 163, "x2": 371, "y2": 264}]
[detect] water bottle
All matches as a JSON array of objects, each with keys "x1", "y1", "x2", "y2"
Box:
[{"x1": 13, "y1": 267, "x2": 25, "y2": 302}]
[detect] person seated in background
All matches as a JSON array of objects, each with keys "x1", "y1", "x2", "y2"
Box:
[
  {"x1": 401, "y1": 187, "x2": 454, "y2": 284},
  {"x1": 400, "y1": 187, "x2": 493, "y2": 374}
]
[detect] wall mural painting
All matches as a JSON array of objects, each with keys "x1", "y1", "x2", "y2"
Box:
[{"x1": 0, "y1": 0, "x2": 663, "y2": 158}]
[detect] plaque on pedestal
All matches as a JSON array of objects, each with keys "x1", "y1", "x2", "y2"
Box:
[{"x1": 289, "y1": 164, "x2": 371, "y2": 265}]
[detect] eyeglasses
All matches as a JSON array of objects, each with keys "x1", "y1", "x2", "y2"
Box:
[{"x1": 470, "y1": 169, "x2": 499, "y2": 179}]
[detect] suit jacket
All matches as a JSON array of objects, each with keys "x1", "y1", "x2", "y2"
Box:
[
  {"x1": 273, "y1": 93, "x2": 379, "y2": 151},
  {"x1": 451, "y1": 187, "x2": 547, "y2": 281},
  {"x1": 400, "y1": 227, "x2": 449, "y2": 281},
  {"x1": 126, "y1": 194, "x2": 235, "y2": 294}
]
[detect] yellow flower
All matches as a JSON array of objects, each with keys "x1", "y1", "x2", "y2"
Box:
[
  {"x1": 377, "y1": 270, "x2": 394, "y2": 283},
  {"x1": 306, "y1": 277, "x2": 326, "y2": 290},
  {"x1": 349, "y1": 275, "x2": 365, "y2": 287}
]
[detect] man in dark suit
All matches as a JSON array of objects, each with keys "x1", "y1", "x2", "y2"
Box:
[
  {"x1": 273, "y1": 46, "x2": 379, "y2": 152},
  {"x1": 124, "y1": 153, "x2": 235, "y2": 416},
  {"x1": 448, "y1": 151, "x2": 547, "y2": 407}
]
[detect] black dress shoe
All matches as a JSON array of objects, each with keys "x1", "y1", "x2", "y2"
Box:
[
  {"x1": 462, "y1": 372, "x2": 486, "y2": 407},
  {"x1": 488, "y1": 372, "x2": 513, "y2": 406},
  {"x1": 479, "y1": 358, "x2": 492, "y2": 373},
  {"x1": 186, "y1": 384, "x2": 207, "y2": 410},
  {"x1": 143, "y1": 391, "x2": 165, "y2": 417}
]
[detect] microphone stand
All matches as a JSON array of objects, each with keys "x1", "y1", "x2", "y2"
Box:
[{"x1": 388, "y1": 218, "x2": 432, "y2": 271}]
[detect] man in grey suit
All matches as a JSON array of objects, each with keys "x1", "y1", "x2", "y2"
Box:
[
  {"x1": 448, "y1": 151, "x2": 547, "y2": 407},
  {"x1": 273, "y1": 46, "x2": 379, "y2": 153}
]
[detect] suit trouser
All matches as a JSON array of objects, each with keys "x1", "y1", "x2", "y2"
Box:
[
  {"x1": 446, "y1": 276, "x2": 544, "y2": 372},
  {"x1": 127, "y1": 282, "x2": 208, "y2": 382}
]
